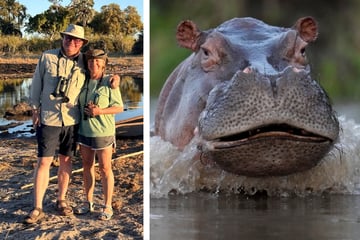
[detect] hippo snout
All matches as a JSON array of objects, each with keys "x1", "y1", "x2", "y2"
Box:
[
  {"x1": 199, "y1": 67, "x2": 338, "y2": 142},
  {"x1": 197, "y1": 67, "x2": 339, "y2": 176}
]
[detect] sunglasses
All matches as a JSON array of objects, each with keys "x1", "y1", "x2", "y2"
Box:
[{"x1": 63, "y1": 35, "x2": 83, "y2": 44}]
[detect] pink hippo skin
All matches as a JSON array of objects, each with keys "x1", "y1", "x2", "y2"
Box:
[{"x1": 154, "y1": 17, "x2": 339, "y2": 177}]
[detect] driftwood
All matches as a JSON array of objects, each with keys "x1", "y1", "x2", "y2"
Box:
[{"x1": 20, "y1": 150, "x2": 144, "y2": 189}]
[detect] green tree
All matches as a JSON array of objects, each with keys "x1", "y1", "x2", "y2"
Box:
[
  {"x1": 68, "y1": 0, "x2": 95, "y2": 27},
  {"x1": 95, "y1": 4, "x2": 123, "y2": 35},
  {"x1": 89, "y1": 4, "x2": 142, "y2": 37},
  {"x1": 48, "y1": 0, "x2": 63, "y2": 11},
  {"x1": 0, "y1": 0, "x2": 27, "y2": 26},
  {"x1": 0, "y1": 0, "x2": 27, "y2": 35},
  {"x1": 132, "y1": 30, "x2": 143, "y2": 55},
  {"x1": 122, "y1": 6, "x2": 143, "y2": 35},
  {"x1": 0, "y1": 18, "x2": 22, "y2": 36},
  {"x1": 26, "y1": 5, "x2": 70, "y2": 40},
  {"x1": 88, "y1": 13, "x2": 105, "y2": 34}
]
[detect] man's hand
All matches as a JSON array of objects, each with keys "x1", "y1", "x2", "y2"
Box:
[
  {"x1": 32, "y1": 109, "x2": 40, "y2": 129},
  {"x1": 110, "y1": 74, "x2": 120, "y2": 89}
]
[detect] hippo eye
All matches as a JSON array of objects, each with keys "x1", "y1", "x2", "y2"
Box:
[
  {"x1": 200, "y1": 44, "x2": 220, "y2": 72},
  {"x1": 202, "y1": 47, "x2": 210, "y2": 57}
]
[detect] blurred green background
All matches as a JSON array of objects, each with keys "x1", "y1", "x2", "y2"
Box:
[{"x1": 150, "y1": 0, "x2": 360, "y2": 103}]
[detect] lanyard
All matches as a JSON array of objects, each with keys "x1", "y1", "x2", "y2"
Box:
[{"x1": 84, "y1": 74, "x2": 103, "y2": 105}]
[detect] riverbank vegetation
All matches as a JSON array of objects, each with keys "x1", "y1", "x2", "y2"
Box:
[
  {"x1": 0, "y1": 0, "x2": 143, "y2": 56},
  {"x1": 0, "y1": 33, "x2": 143, "y2": 56}
]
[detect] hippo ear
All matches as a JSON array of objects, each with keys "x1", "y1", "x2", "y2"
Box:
[
  {"x1": 176, "y1": 20, "x2": 203, "y2": 51},
  {"x1": 293, "y1": 17, "x2": 318, "y2": 42}
]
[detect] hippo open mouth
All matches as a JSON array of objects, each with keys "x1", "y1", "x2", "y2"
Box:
[
  {"x1": 212, "y1": 123, "x2": 332, "y2": 150},
  {"x1": 198, "y1": 122, "x2": 335, "y2": 177}
]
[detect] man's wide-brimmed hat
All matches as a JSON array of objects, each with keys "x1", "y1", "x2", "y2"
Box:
[
  {"x1": 60, "y1": 24, "x2": 88, "y2": 44},
  {"x1": 85, "y1": 49, "x2": 108, "y2": 64}
]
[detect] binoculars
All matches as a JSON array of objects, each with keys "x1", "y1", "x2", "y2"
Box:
[
  {"x1": 83, "y1": 105, "x2": 90, "y2": 120},
  {"x1": 50, "y1": 76, "x2": 70, "y2": 103},
  {"x1": 83, "y1": 105, "x2": 96, "y2": 120}
]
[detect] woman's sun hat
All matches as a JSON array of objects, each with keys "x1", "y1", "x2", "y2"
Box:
[{"x1": 85, "y1": 49, "x2": 108, "y2": 64}]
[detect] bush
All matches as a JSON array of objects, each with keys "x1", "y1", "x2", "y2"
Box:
[
  {"x1": 0, "y1": 35, "x2": 24, "y2": 54},
  {"x1": 0, "y1": 34, "x2": 140, "y2": 56}
]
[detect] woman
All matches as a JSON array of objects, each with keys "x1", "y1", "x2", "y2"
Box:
[{"x1": 75, "y1": 48, "x2": 123, "y2": 220}]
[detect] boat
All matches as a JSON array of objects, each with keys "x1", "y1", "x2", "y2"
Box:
[{"x1": 115, "y1": 110, "x2": 143, "y2": 138}]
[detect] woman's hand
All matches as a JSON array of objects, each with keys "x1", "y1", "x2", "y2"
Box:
[{"x1": 84, "y1": 101, "x2": 102, "y2": 117}]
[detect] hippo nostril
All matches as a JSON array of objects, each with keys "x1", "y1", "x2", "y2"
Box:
[
  {"x1": 292, "y1": 66, "x2": 308, "y2": 74},
  {"x1": 293, "y1": 67, "x2": 302, "y2": 73},
  {"x1": 243, "y1": 67, "x2": 252, "y2": 73}
]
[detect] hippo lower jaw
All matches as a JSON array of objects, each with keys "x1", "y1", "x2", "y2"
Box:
[{"x1": 199, "y1": 123, "x2": 334, "y2": 177}]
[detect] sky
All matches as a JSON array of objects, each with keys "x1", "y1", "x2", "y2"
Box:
[{"x1": 17, "y1": 0, "x2": 143, "y2": 21}]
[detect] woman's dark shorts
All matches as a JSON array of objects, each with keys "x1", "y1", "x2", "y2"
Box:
[
  {"x1": 78, "y1": 134, "x2": 115, "y2": 150},
  {"x1": 36, "y1": 124, "x2": 79, "y2": 157}
]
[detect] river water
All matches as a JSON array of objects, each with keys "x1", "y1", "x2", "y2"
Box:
[{"x1": 150, "y1": 100, "x2": 360, "y2": 240}]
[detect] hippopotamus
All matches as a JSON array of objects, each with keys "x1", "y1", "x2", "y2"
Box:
[{"x1": 154, "y1": 17, "x2": 339, "y2": 177}]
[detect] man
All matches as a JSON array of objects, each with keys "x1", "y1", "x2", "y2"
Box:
[{"x1": 24, "y1": 24, "x2": 118, "y2": 224}]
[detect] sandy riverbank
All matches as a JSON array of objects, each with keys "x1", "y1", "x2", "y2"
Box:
[
  {"x1": 0, "y1": 56, "x2": 144, "y2": 239},
  {"x1": 0, "y1": 136, "x2": 143, "y2": 239}
]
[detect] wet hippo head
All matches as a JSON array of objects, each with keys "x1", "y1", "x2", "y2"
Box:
[{"x1": 154, "y1": 17, "x2": 339, "y2": 177}]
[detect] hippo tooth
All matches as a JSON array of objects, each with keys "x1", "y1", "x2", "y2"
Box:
[{"x1": 243, "y1": 67, "x2": 252, "y2": 73}]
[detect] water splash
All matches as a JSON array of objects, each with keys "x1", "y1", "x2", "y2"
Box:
[{"x1": 150, "y1": 116, "x2": 360, "y2": 198}]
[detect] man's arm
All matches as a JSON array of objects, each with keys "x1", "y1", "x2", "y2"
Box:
[{"x1": 30, "y1": 54, "x2": 45, "y2": 128}]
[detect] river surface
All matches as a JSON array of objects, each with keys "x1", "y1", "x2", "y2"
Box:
[{"x1": 150, "y1": 99, "x2": 360, "y2": 240}]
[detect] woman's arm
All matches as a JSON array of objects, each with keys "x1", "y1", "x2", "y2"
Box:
[{"x1": 84, "y1": 103, "x2": 123, "y2": 117}]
